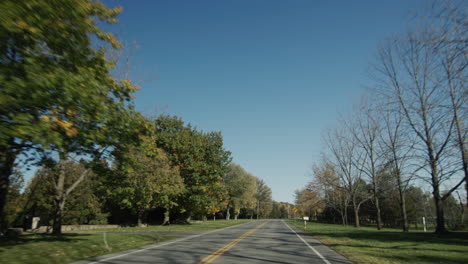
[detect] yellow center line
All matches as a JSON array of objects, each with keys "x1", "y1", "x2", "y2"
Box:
[{"x1": 197, "y1": 221, "x2": 269, "y2": 264}]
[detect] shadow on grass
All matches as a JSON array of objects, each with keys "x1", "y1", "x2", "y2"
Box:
[
  {"x1": 0, "y1": 233, "x2": 91, "y2": 251},
  {"x1": 314, "y1": 229, "x2": 468, "y2": 247}
]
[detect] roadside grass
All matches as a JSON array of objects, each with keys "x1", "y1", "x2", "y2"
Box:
[
  {"x1": 73, "y1": 219, "x2": 254, "y2": 233},
  {"x1": 0, "y1": 219, "x2": 254, "y2": 264},
  {"x1": 0, "y1": 232, "x2": 176, "y2": 264},
  {"x1": 288, "y1": 220, "x2": 468, "y2": 264}
]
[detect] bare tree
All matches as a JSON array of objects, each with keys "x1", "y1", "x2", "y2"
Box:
[
  {"x1": 428, "y1": 0, "x2": 468, "y2": 207},
  {"x1": 379, "y1": 103, "x2": 416, "y2": 232},
  {"x1": 325, "y1": 125, "x2": 372, "y2": 228},
  {"x1": 376, "y1": 30, "x2": 463, "y2": 233},
  {"x1": 348, "y1": 98, "x2": 386, "y2": 230}
]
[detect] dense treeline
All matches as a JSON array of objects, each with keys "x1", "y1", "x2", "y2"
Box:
[
  {"x1": 296, "y1": 0, "x2": 467, "y2": 233},
  {"x1": 0, "y1": 0, "x2": 290, "y2": 235}
]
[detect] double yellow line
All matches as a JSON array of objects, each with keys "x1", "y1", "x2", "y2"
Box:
[{"x1": 197, "y1": 221, "x2": 269, "y2": 264}]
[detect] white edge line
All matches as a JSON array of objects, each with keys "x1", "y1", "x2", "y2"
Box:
[
  {"x1": 282, "y1": 220, "x2": 331, "y2": 264},
  {"x1": 86, "y1": 221, "x2": 259, "y2": 264}
]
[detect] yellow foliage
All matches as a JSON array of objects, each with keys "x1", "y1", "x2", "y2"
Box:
[
  {"x1": 66, "y1": 109, "x2": 76, "y2": 117},
  {"x1": 120, "y1": 79, "x2": 140, "y2": 92},
  {"x1": 39, "y1": 115, "x2": 50, "y2": 122}
]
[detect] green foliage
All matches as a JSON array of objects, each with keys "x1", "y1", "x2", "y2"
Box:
[
  {"x1": 256, "y1": 178, "x2": 272, "y2": 218},
  {"x1": 0, "y1": 0, "x2": 137, "y2": 150},
  {"x1": 23, "y1": 162, "x2": 108, "y2": 225},
  {"x1": 0, "y1": 0, "x2": 139, "y2": 229},
  {"x1": 106, "y1": 134, "x2": 184, "y2": 224},
  {"x1": 224, "y1": 164, "x2": 256, "y2": 217},
  {"x1": 4, "y1": 170, "x2": 25, "y2": 227},
  {"x1": 154, "y1": 115, "x2": 231, "y2": 217},
  {"x1": 270, "y1": 201, "x2": 290, "y2": 219}
]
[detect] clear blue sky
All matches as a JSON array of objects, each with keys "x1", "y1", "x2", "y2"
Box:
[{"x1": 103, "y1": 0, "x2": 426, "y2": 203}]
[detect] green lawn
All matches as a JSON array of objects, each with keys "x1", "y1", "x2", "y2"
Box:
[
  {"x1": 0, "y1": 219, "x2": 253, "y2": 264},
  {"x1": 289, "y1": 220, "x2": 468, "y2": 264},
  {"x1": 0, "y1": 233, "x2": 176, "y2": 264}
]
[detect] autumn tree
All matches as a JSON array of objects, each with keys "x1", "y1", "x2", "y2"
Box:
[
  {"x1": 295, "y1": 187, "x2": 324, "y2": 220},
  {"x1": 0, "y1": 0, "x2": 139, "y2": 233}
]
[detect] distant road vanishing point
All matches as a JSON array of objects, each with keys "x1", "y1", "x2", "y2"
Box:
[{"x1": 73, "y1": 220, "x2": 351, "y2": 264}]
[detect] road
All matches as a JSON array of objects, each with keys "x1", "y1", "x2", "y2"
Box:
[{"x1": 74, "y1": 220, "x2": 351, "y2": 264}]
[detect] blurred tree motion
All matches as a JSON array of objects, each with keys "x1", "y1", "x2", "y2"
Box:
[{"x1": 0, "y1": 0, "x2": 139, "y2": 233}]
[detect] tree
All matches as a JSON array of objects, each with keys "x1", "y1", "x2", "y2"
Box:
[
  {"x1": 110, "y1": 136, "x2": 183, "y2": 226},
  {"x1": 0, "y1": 0, "x2": 139, "y2": 233},
  {"x1": 255, "y1": 178, "x2": 272, "y2": 219},
  {"x1": 325, "y1": 125, "x2": 372, "y2": 227},
  {"x1": 376, "y1": 29, "x2": 463, "y2": 233},
  {"x1": 3, "y1": 169, "x2": 24, "y2": 228},
  {"x1": 379, "y1": 103, "x2": 416, "y2": 231},
  {"x1": 312, "y1": 161, "x2": 350, "y2": 225},
  {"x1": 295, "y1": 188, "x2": 324, "y2": 220},
  {"x1": 349, "y1": 99, "x2": 386, "y2": 229},
  {"x1": 224, "y1": 164, "x2": 256, "y2": 220},
  {"x1": 426, "y1": 0, "x2": 467, "y2": 207},
  {"x1": 23, "y1": 161, "x2": 108, "y2": 229},
  {"x1": 154, "y1": 115, "x2": 231, "y2": 221}
]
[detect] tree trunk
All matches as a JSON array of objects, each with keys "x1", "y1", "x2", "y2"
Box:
[
  {"x1": 396, "y1": 168, "x2": 409, "y2": 232},
  {"x1": 52, "y1": 196, "x2": 66, "y2": 235},
  {"x1": 433, "y1": 189, "x2": 447, "y2": 233},
  {"x1": 52, "y1": 161, "x2": 66, "y2": 235},
  {"x1": 162, "y1": 209, "x2": 170, "y2": 225},
  {"x1": 0, "y1": 142, "x2": 16, "y2": 232},
  {"x1": 352, "y1": 198, "x2": 360, "y2": 228},
  {"x1": 226, "y1": 205, "x2": 230, "y2": 220},
  {"x1": 373, "y1": 183, "x2": 383, "y2": 230},
  {"x1": 137, "y1": 209, "x2": 145, "y2": 227},
  {"x1": 234, "y1": 213, "x2": 239, "y2": 220},
  {"x1": 341, "y1": 212, "x2": 346, "y2": 226},
  {"x1": 429, "y1": 157, "x2": 448, "y2": 233}
]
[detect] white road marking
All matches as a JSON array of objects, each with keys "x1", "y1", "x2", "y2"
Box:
[
  {"x1": 85, "y1": 221, "x2": 259, "y2": 264},
  {"x1": 282, "y1": 220, "x2": 332, "y2": 264}
]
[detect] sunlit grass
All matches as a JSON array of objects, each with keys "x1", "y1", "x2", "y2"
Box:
[
  {"x1": 288, "y1": 220, "x2": 468, "y2": 264},
  {"x1": 0, "y1": 233, "x2": 176, "y2": 264},
  {"x1": 0, "y1": 219, "x2": 254, "y2": 264}
]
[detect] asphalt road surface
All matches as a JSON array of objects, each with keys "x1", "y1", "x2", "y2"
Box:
[{"x1": 74, "y1": 220, "x2": 352, "y2": 264}]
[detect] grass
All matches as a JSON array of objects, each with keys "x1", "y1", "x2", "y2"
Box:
[
  {"x1": 0, "y1": 233, "x2": 176, "y2": 264},
  {"x1": 289, "y1": 220, "x2": 468, "y2": 264},
  {"x1": 73, "y1": 219, "x2": 254, "y2": 233},
  {"x1": 0, "y1": 219, "x2": 253, "y2": 264}
]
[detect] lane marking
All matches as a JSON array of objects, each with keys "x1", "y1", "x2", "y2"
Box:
[
  {"x1": 282, "y1": 220, "x2": 331, "y2": 264},
  {"x1": 84, "y1": 221, "x2": 258, "y2": 264},
  {"x1": 197, "y1": 221, "x2": 269, "y2": 264}
]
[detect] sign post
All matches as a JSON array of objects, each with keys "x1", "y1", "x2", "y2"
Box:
[
  {"x1": 292, "y1": 207, "x2": 298, "y2": 221},
  {"x1": 303, "y1": 216, "x2": 309, "y2": 229}
]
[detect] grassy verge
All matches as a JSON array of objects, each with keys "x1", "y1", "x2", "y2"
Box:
[
  {"x1": 0, "y1": 233, "x2": 176, "y2": 264},
  {"x1": 288, "y1": 220, "x2": 468, "y2": 264},
  {"x1": 73, "y1": 219, "x2": 254, "y2": 232},
  {"x1": 0, "y1": 219, "x2": 254, "y2": 264}
]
